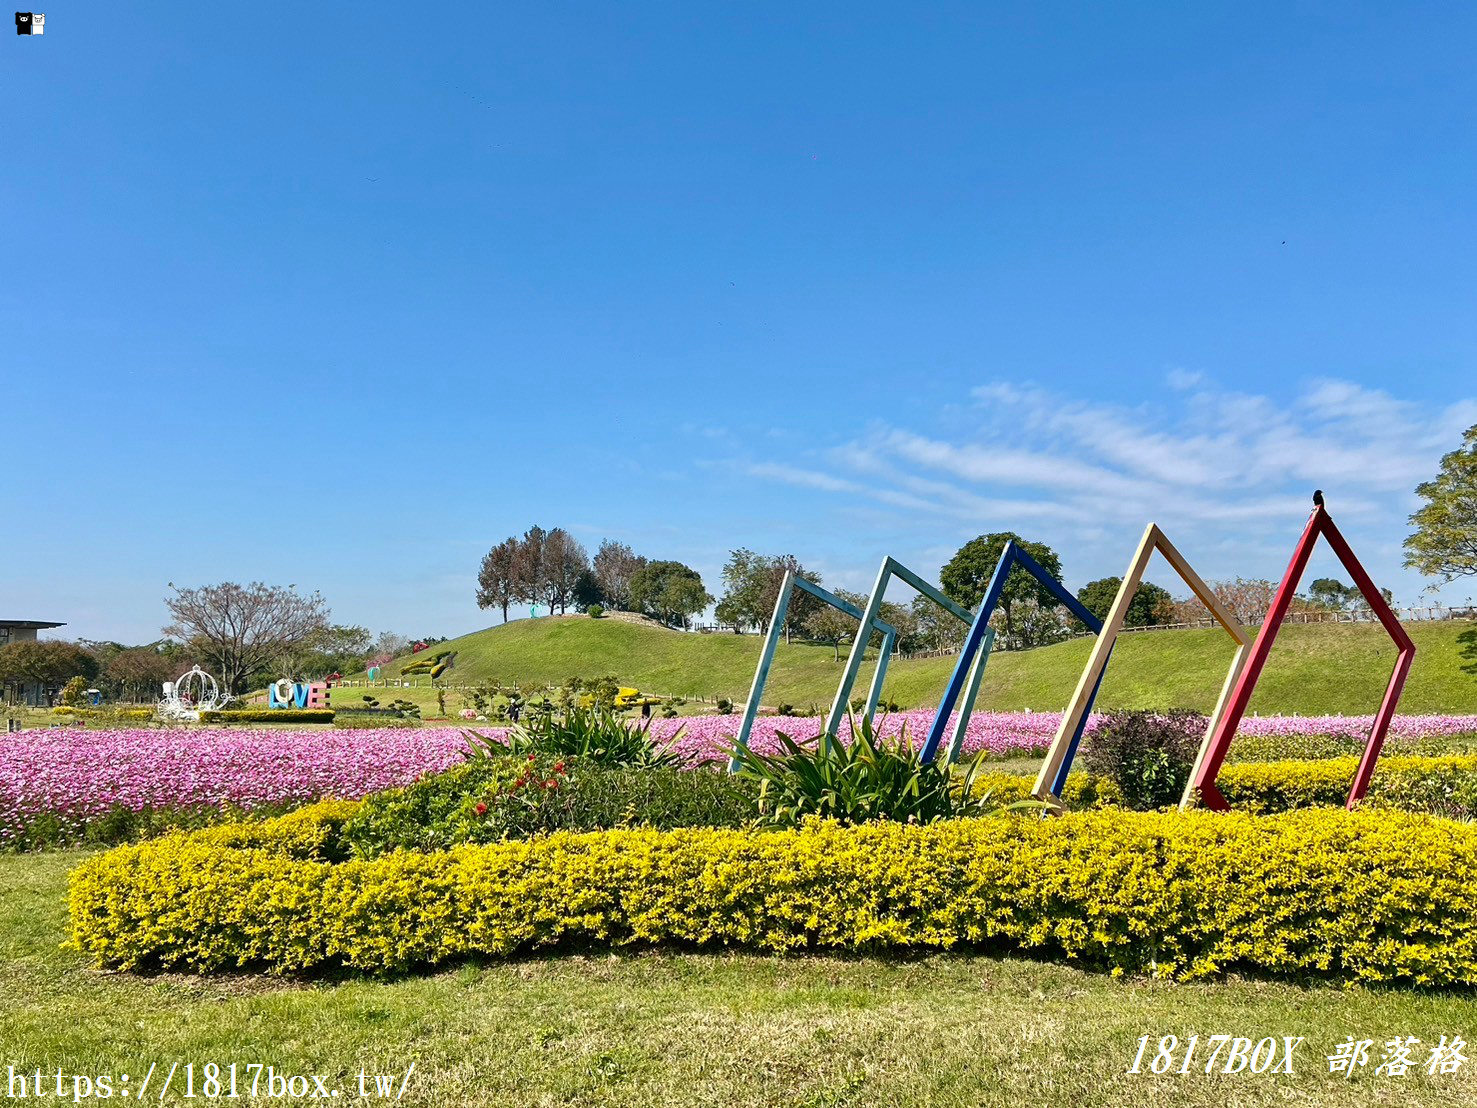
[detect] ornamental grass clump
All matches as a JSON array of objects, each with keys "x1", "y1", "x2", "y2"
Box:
[
  {"x1": 726, "y1": 715, "x2": 1033, "y2": 827},
  {"x1": 466, "y1": 705, "x2": 683, "y2": 769}
]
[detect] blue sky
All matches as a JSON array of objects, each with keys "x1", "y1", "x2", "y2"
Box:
[{"x1": 5, "y1": 2, "x2": 1477, "y2": 643}]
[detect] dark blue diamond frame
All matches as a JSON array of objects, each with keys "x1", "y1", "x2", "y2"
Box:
[{"x1": 919, "y1": 541, "x2": 1108, "y2": 797}]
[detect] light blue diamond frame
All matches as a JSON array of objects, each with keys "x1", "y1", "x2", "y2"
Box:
[
  {"x1": 823, "y1": 557, "x2": 987, "y2": 757},
  {"x1": 728, "y1": 571, "x2": 898, "y2": 772}
]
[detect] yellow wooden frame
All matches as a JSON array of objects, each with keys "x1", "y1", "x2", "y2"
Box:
[{"x1": 1031, "y1": 523, "x2": 1251, "y2": 805}]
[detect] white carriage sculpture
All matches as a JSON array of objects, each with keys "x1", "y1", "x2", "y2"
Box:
[{"x1": 157, "y1": 665, "x2": 233, "y2": 722}]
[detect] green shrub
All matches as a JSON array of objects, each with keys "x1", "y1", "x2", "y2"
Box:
[
  {"x1": 198, "y1": 709, "x2": 335, "y2": 723},
  {"x1": 1083, "y1": 709, "x2": 1205, "y2": 810},
  {"x1": 587, "y1": 604, "x2": 604, "y2": 618},
  {"x1": 340, "y1": 756, "x2": 758, "y2": 856},
  {"x1": 729, "y1": 716, "x2": 1034, "y2": 827},
  {"x1": 60, "y1": 676, "x2": 90, "y2": 708},
  {"x1": 384, "y1": 698, "x2": 421, "y2": 719},
  {"x1": 68, "y1": 803, "x2": 1477, "y2": 985}
]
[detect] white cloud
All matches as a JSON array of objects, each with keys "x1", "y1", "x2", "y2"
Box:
[
  {"x1": 735, "y1": 374, "x2": 1476, "y2": 603},
  {"x1": 1166, "y1": 367, "x2": 1205, "y2": 391}
]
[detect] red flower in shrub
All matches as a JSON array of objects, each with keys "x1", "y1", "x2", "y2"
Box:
[
  {"x1": 474, "y1": 802, "x2": 488, "y2": 815},
  {"x1": 552, "y1": 761, "x2": 566, "y2": 774}
]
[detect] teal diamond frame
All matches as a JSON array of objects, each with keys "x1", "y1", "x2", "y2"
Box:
[
  {"x1": 727, "y1": 571, "x2": 898, "y2": 772},
  {"x1": 822, "y1": 557, "x2": 986, "y2": 758}
]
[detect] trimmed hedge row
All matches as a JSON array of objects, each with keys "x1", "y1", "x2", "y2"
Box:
[
  {"x1": 67, "y1": 801, "x2": 1477, "y2": 985},
  {"x1": 198, "y1": 709, "x2": 335, "y2": 723},
  {"x1": 976, "y1": 754, "x2": 1477, "y2": 815}
]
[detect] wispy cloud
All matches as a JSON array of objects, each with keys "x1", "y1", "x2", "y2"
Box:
[{"x1": 730, "y1": 375, "x2": 1476, "y2": 602}]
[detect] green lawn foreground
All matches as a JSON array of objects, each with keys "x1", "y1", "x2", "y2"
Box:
[{"x1": 4, "y1": 851, "x2": 1476, "y2": 1107}]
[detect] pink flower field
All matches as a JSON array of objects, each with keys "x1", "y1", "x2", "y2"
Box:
[
  {"x1": 0, "y1": 728, "x2": 468, "y2": 846},
  {"x1": 3, "y1": 712, "x2": 1475, "y2": 846}
]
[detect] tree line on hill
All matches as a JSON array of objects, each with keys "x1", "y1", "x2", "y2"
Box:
[{"x1": 476, "y1": 528, "x2": 713, "y2": 629}]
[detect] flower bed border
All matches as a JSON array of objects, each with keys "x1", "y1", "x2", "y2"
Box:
[{"x1": 68, "y1": 801, "x2": 1477, "y2": 986}]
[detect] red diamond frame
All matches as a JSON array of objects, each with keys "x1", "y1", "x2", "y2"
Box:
[{"x1": 1187, "y1": 503, "x2": 1416, "y2": 811}]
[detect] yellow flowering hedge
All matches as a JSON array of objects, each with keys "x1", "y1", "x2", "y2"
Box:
[
  {"x1": 68, "y1": 799, "x2": 1477, "y2": 985},
  {"x1": 973, "y1": 754, "x2": 1477, "y2": 814}
]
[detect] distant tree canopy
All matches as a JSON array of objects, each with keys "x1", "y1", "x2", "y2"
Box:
[
  {"x1": 592, "y1": 540, "x2": 647, "y2": 612},
  {"x1": 1076, "y1": 577, "x2": 1173, "y2": 628},
  {"x1": 803, "y1": 588, "x2": 868, "y2": 661},
  {"x1": 940, "y1": 532, "x2": 1064, "y2": 644},
  {"x1": 1405, "y1": 423, "x2": 1477, "y2": 584},
  {"x1": 101, "y1": 644, "x2": 179, "y2": 701},
  {"x1": 0, "y1": 639, "x2": 100, "y2": 700},
  {"x1": 628, "y1": 560, "x2": 712, "y2": 628},
  {"x1": 280, "y1": 624, "x2": 373, "y2": 680},
  {"x1": 717, "y1": 549, "x2": 821, "y2": 638},
  {"x1": 162, "y1": 581, "x2": 330, "y2": 694}
]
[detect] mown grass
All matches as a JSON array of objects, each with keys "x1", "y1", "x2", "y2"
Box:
[
  {"x1": 365, "y1": 616, "x2": 1477, "y2": 716},
  {"x1": 4, "y1": 850, "x2": 1476, "y2": 1107}
]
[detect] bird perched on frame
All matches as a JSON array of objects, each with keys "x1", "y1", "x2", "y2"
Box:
[{"x1": 1313, "y1": 489, "x2": 1325, "y2": 508}]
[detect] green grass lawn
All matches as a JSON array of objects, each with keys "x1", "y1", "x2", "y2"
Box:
[
  {"x1": 361, "y1": 616, "x2": 1477, "y2": 716},
  {"x1": 5, "y1": 850, "x2": 1476, "y2": 1107}
]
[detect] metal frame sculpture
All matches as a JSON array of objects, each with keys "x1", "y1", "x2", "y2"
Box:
[
  {"x1": 1033, "y1": 524, "x2": 1251, "y2": 803},
  {"x1": 919, "y1": 541, "x2": 1109, "y2": 797},
  {"x1": 728, "y1": 570, "x2": 897, "y2": 771},
  {"x1": 823, "y1": 557, "x2": 982, "y2": 742},
  {"x1": 1185, "y1": 498, "x2": 1415, "y2": 811}
]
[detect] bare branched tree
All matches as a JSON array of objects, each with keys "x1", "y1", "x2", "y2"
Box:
[
  {"x1": 593, "y1": 539, "x2": 646, "y2": 611},
  {"x1": 162, "y1": 581, "x2": 330, "y2": 693},
  {"x1": 476, "y1": 537, "x2": 521, "y2": 621},
  {"x1": 542, "y1": 528, "x2": 589, "y2": 615}
]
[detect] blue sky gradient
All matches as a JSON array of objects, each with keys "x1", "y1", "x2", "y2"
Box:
[{"x1": 5, "y1": 3, "x2": 1477, "y2": 642}]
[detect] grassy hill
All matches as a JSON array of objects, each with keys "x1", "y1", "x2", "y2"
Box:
[{"x1": 371, "y1": 615, "x2": 1477, "y2": 716}]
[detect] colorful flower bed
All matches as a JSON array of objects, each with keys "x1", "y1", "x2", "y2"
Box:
[
  {"x1": 5, "y1": 714, "x2": 1477, "y2": 849},
  {"x1": 0, "y1": 728, "x2": 467, "y2": 848}
]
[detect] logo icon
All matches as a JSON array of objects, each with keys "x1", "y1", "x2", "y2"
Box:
[{"x1": 15, "y1": 12, "x2": 44, "y2": 35}]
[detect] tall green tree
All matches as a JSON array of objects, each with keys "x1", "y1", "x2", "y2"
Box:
[
  {"x1": 940, "y1": 532, "x2": 1063, "y2": 642},
  {"x1": 1405, "y1": 424, "x2": 1477, "y2": 583},
  {"x1": 1076, "y1": 577, "x2": 1173, "y2": 627},
  {"x1": 717, "y1": 549, "x2": 821, "y2": 637},
  {"x1": 628, "y1": 561, "x2": 713, "y2": 628}
]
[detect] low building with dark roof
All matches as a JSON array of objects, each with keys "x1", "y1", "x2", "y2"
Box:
[{"x1": 1, "y1": 619, "x2": 68, "y2": 707}]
